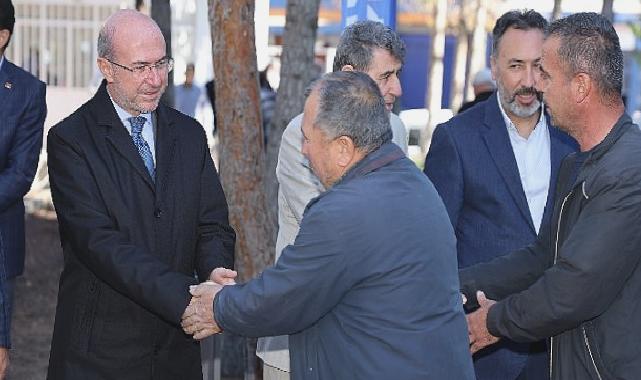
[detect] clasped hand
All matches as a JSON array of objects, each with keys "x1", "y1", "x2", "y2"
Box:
[
  {"x1": 465, "y1": 291, "x2": 500, "y2": 354},
  {"x1": 181, "y1": 267, "x2": 237, "y2": 340}
]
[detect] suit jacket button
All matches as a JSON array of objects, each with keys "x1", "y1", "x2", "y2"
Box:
[{"x1": 154, "y1": 209, "x2": 162, "y2": 218}]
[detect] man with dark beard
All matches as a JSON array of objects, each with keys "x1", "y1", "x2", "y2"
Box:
[{"x1": 423, "y1": 10, "x2": 576, "y2": 380}]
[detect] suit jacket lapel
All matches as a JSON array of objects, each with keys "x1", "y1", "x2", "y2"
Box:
[
  {"x1": 92, "y1": 81, "x2": 155, "y2": 192},
  {"x1": 153, "y1": 105, "x2": 177, "y2": 199},
  {"x1": 481, "y1": 94, "x2": 536, "y2": 233},
  {"x1": 0, "y1": 60, "x2": 12, "y2": 119}
]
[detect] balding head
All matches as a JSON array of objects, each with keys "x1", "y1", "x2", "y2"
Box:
[
  {"x1": 98, "y1": 9, "x2": 164, "y2": 61},
  {"x1": 96, "y1": 9, "x2": 169, "y2": 116}
]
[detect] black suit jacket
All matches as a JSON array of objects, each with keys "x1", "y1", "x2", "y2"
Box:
[
  {"x1": 46, "y1": 81, "x2": 235, "y2": 379},
  {"x1": 0, "y1": 59, "x2": 46, "y2": 347}
]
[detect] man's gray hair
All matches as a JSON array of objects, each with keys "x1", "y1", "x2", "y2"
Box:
[
  {"x1": 546, "y1": 12, "x2": 623, "y2": 102},
  {"x1": 308, "y1": 71, "x2": 392, "y2": 154},
  {"x1": 332, "y1": 20, "x2": 405, "y2": 72},
  {"x1": 97, "y1": 22, "x2": 115, "y2": 59}
]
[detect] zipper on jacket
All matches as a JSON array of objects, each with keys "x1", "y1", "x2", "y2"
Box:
[
  {"x1": 550, "y1": 190, "x2": 573, "y2": 379},
  {"x1": 582, "y1": 326, "x2": 603, "y2": 380}
]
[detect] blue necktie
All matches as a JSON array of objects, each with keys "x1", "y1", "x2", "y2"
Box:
[{"x1": 128, "y1": 116, "x2": 155, "y2": 181}]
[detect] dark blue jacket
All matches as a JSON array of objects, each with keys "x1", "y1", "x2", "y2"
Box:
[
  {"x1": 216, "y1": 143, "x2": 475, "y2": 380},
  {"x1": 0, "y1": 59, "x2": 46, "y2": 347},
  {"x1": 424, "y1": 93, "x2": 576, "y2": 379}
]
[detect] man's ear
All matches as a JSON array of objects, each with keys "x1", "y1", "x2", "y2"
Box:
[
  {"x1": 573, "y1": 73, "x2": 591, "y2": 103},
  {"x1": 97, "y1": 57, "x2": 115, "y2": 83},
  {"x1": 341, "y1": 65, "x2": 355, "y2": 72},
  {"x1": 334, "y1": 136, "x2": 356, "y2": 167},
  {"x1": 0, "y1": 29, "x2": 10, "y2": 53}
]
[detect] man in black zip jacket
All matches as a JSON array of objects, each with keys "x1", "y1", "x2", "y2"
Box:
[{"x1": 461, "y1": 12, "x2": 641, "y2": 380}]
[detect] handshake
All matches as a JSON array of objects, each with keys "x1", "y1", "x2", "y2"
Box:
[
  {"x1": 180, "y1": 267, "x2": 237, "y2": 340},
  {"x1": 464, "y1": 290, "x2": 500, "y2": 354}
]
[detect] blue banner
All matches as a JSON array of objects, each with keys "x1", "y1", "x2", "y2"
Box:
[{"x1": 341, "y1": 0, "x2": 397, "y2": 30}]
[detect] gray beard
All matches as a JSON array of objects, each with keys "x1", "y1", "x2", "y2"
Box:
[
  {"x1": 498, "y1": 88, "x2": 541, "y2": 118},
  {"x1": 108, "y1": 83, "x2": 161, "y2": 115}
]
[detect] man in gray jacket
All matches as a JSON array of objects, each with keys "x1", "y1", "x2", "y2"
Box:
[
  {"x1": 463, "y1": 12, "x2": 641, "y2": 380},
  {"x1": 258, "y1": 20, "x2": 408, "y2": 379},
  {"x1": 182, "y1": 71, "x2": 474, "y2": 380}
]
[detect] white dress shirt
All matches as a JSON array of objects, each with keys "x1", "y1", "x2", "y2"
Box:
[{"x1": 497, "y1": 96, "x2": 551, "y2": 233}]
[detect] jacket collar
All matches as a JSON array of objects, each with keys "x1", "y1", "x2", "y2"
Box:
[
  {"x1": 88, "y1": 80, "x2": 177, "y2": 193},
  {"x1": 0, "y1": 58, "x2": 14, "y2": 109},
  {"x1": 574, "y1": 113, "x2": 632, "y2": 182},
  {"x1": 306, "y1": 142, "x2": 404, "y2": 210},
  {"x1": 338, "y1": 142, "x2": 405, "y2": 186},
  {"x1": 584, "y1": 113, "x2": 631, "y2": 162}
]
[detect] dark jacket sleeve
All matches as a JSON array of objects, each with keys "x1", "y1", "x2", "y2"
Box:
[
  {"x1": 0, "y1": 80, "x2": 46, "y2": 212},
  {"x1": 0, "y1": 260, "x2": 7, "y2": 347},
  {"x1": 194, "y1": 129, "x2": 235, "y2": 280},
  {"x1": 486, "y1": 174, "x2": 641, "y2": 342},
  {"x1": 423, "y1": 123, "x2": 463, "y2": 225},
  {"x1": 214, "y1": 207, "x2": 352, "y2": 338},
  {"x1": 459, "y1": 226, "x2": 551, "y2": 301},
  {"x1": 0, "y1": 79, "x2": 45, "y2": 348},
  {"x1": 47, "y1": 128, "x2": 198, "y2": 324}
]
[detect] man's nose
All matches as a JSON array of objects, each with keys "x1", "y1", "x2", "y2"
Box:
[
  {"x1": 145, "y1": 66, "x2": 164, "y2": 86},
  {"x1": 535, "y1": 75, "x2": 549, "y2": 93},
  {"x1": 388, "y1": 75, "x2": 402, "y2": 98},
  {"x1": 522, "y1": 66, "x2": 537, "y2": 88}
]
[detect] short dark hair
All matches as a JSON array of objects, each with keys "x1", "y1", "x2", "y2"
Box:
[
  {"x1": 492, "y1": 10, "x2": 547, "y2": 57},
  {"x1": 0, "y1": 0, "x2": 15, "y2": 51},
  {"x1": 547, "y1": 12, "x2": 623, "y2": 100},
  {"x1": 332, "y1": 20, "x2": 405, "y2": 72},
  {"x1": 308, "y1": 71, "x2": 392, "y2": 154}
]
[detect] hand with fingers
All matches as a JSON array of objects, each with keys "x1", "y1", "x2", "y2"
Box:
[
  {"x1": 181, "y1": 282, "x2": 223, "y2": 340},
  {"x1": 466, "y1": 291, "x2": 500, "y2": 354},
  {"x1": 209, "y1": 267, "x2": 237, "y2": 285},
  {"x1": 0, "y1": 347, "x2": 8, "y2": 380}
]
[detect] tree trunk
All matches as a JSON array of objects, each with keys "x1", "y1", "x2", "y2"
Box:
[
  {"x1": 264, "y1": 0, "x2": 321, "y2": 243},
  {"x1": 551, "y1": 0, "x2": 562, "y2": 21},
  {"x1": 465, "y1": 0, "x2": 487, "y2": 102},
  {"x1": 209, "y1": 1, "x2": 275, "y2": 378},
  {"x1": 601, "y1": 0, "x2": 614, "y2": 23},
  {"x1": 423, "y1": 0, "x2": 447, "y2": 153},
  {"x1": 151, "y1": 0, "x2": 174, "y2": 107},
  {"x1": 451, "y1": 1, "x2": 469, "y2": 110}
]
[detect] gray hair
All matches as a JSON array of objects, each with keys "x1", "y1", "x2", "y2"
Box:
[
  {"x1": 308, "y1": 71, "x2": 392, "y2": 154},
  {"x1": 332, "y1": 20, "x2": 405, "y2": 72},
  {"x1": 546, "y1": 12, "x2": 623, "y2": 101},
  {"x1": 97, "y1": 22, "x2": 115, "y2": 59}
]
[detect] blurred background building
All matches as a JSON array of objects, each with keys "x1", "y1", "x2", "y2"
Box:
[{"x1": 7, "y1": 0, "x2": 641, "y2": 205}]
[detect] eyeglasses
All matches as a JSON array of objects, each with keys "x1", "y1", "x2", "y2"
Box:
[{"x1": 107, "y1": 57, "x2": 174, "y2": 76}]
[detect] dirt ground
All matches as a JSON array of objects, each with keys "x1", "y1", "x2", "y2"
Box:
[{"x1": 9, "y1": 212, "x2": 62, "y2": 379}]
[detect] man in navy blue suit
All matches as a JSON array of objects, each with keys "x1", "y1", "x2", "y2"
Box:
[
  {"x1": 424, "y1": 10, "x2": 576, "y2": 380},
  {"x1": 0, "y1": 0, "x2": 47, "y2": 378}
]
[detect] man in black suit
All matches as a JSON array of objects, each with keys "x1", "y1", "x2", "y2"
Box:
[
  {"x1": 0, "y1": 1, "x2": 47, "y2": 378},
  {"x1": 46, "y1": 9, "x2": 235, "y2": 379}
]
